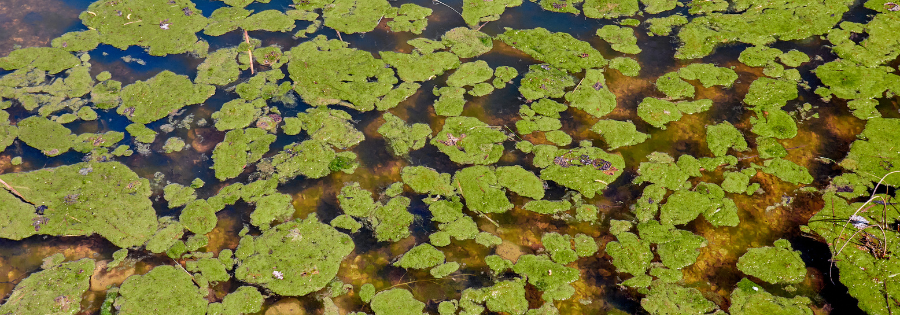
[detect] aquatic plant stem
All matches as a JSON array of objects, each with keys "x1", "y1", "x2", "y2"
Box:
[
  {"x1": 0, "y1": 177, "x2": 32, "y2": 205},
  {"x1": 243, "y1": 29, "x2": 254, "y2": 75},
  {"x1": 431, "y1": 0, "x2": 463, "y2": 18}
]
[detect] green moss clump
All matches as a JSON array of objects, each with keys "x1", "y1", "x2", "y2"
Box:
[
  {"x1": 235, "y1": 214, "x2": 354, "y2": 296},
  {"x1": 496, "y1": 165, "x2": 545, "y2": 199},
  {"x1": 544, "y1": 130, "x2": 572, "y2": 146},
  {"x1": 211, "y1": 99, "x2": 264, "y2": 131},
  {"x1": 381, "y1": 51, "x2": 460, "y2": 83},
  {"x1": 814, "y1": 60, "x2": 900, "y2": 100},
  {"x1": 195, "y1": 48, "x2": 240, "y2": 86},
  {"x1": 323, "y1": 0, "x2": 392, "y2": 34},
  {"x1": 537, "y1": 145, "x2": 625, "y2": 198},
  {"x1": 204, "y1": 7, "x2": 250, "y2": 36},
  {"x1": 461, "y1": 0, "x2": 523, "y2": 26},
  {"x1": 739, "y1": 46, "x2": 783, "y2": 67},
  {"x1": 492, "y1": 66, "x2": 519, "y2": 89},
  {"x1": 370, "y1": 288, "x2": 426, "y2": 315},
  {"x1": 641, "y1": 282, "x2": 717, "y2": 314},
  {"x1": 827, "y1": 13, "x2": 900, "y2": 67},
  {"x1": 210, "y1": 286, "x2": 264, "y2": 315},
  {"x1": 395, "y1": 244, "x2": 446, "y2": 269},
  {"x1": 441, "y1": 27, "x2": 494, "y2": 58},
  {"x1": 52, "y1": 30, "x2": 101, "y2": 52},
  {"x1": 706, "y1": 121, "x2": 748, "y2": 156},
  {"x1": 211, "y1": 128, "x2": 276, "y2": 181},
  {"x1": 430, "y1": 262, "x2": 460, "y2": 278},
  {"x1": 778, "y1": 50, "x2": 810, "y2": 67},
  {"x1": 722, "y1": 171, "x2": 751, "y2": 194},
  {"x1": 565, "y1": 69, "x2": 616, "y2": 118},
  {"x1": 736, "y1": 239, "x2": 806, "y2": 284},
  {"x1": 372, "y1": 196, "x2": 414, "y2": 242},
  {"x1": 633, "y1": 153, "x2": 703, "y2": 190},
  {"x1": 657, "y1": 229, "x2": 706, "y2": 269},
  {"x1": 447, "y1": 61, "x2": 494, "y2": 87},
  {"x1": 513, "y1": 255, "x2": 580, "y2": 292},
  {"x1": 145, "y1": 217, "x2": 184, "y2": 253},
  {"x1": 432, "y1": 86, "x2": 466, "y2": 116},
  {"x1": 268, "y1": 139, "x2": 357, "y2": 180},
  {"x1": 519, "y1": 64, "x2": 575, "y2": 101},
  {"x1": 0, "y1": 258, "x2": 94, "y2": 315},
  {"x1": 161, "y1": 137, "x2": 185, "y2": 153},
  {"x1": 338, "y1": 182, "x2": 377, "y2": 217},
  {"x1": 118, "y1": 71, "x2": 214, "y2": 124},
  {"x1": 386, "y1": 4, "x2": 431, "y2": 34},
  {"x1": 606, "y1": 232, "x2": 653, "y2": 276},
  {"x1": 674, "y1": 0, "x2": 850, "y2": 59},
  {"x1": 288, "y1": 107, "x2": 365, "y2": 149},
  {"x1": 660, "y1": 189, "x2": 721, "y2": 225},
  {"x1": 288, "y1": 36, "x2": 396, "y2": 111},
  {"x1": 454, "y1": 166, "x2": 512, "y2": 213},
  {"x1": 17, "y1": 116, "x2": 75, "y2": 156},
  {"x1": 647, "y1": 14, "x2": 688, "y2": 36},
  {"x1": 249, "y1": 193, "x2": 294, "y2": 230},
  {"x1": 329, "y1": 214, "x2": 360, "y2": 232},
  {"x1": 178, "y1": 200, "x2": 215, "y2": 235},
  {"x1": 840, "y1": 118, "x2": 900, "y2": 186},
  {"x1": 729, "y1": 278, "x2": 813, "y2": 314},
  {"x1": 596, "y1": 25, "x2": 642, "y2": 54},
  {"x1": 655, "y1": 72, "x2": 695, "y2": 100},
  {"x1": 401, "y1": 166, "x2": 455, "y2": 196},
  {"x1": 542, "y1": 232, "x2": 578, "y2": 264},
  {"x1": 637, "y1": 98, "x2": 682, "y2": 129},
  {"x1": 499, "y1": 28, "x2": 607, "y2": 73},
  {"x1": 743, "y1": 77, "x2": 798, "y2": 110},
  {"x1": 235, "y1": 70, "x2": 291, "y2": 101},
  {"x1": 583, "y1": 0, "x2": 639, "y2": 19},
  {"x1": 608, "y1": 57, "x2": 641, "y2": 77},
  {"x1": 750, "y1": 109, "x2": 798, "y2": 139},
  {"x1": 641, "y1": 0, "x2": 678, "y2": 14},
  {"x1": 762, "y1": 158, "x2": 812, "y2": 185},
  {"x1": 431, "y1": 116, "x2": 506, "y2": 165},
  {"x1": 524, "y1": 200, "x2": 572, "y2": 214},
  {"x1": 80, "y1": 0, "x2": 208, "y2": 56},
  {"x1": 0, "y1": 161, "x2": 157, "y2": 247},
  {"x1": 591, "y1": 119, "x2": 649, "y2": 150},
  {"x1": 116, "y1": 265, "x2": 208, "y2": 315},
  {"x1": 428, "y1": 199, "x2": 464, "y2": 223},
  {"x1": 678, "y1": 63, "x2": 737, "y2": 88},
  {"x1": 376, "y1": 113, "x2": 431, "y2": 157},
  {"x1": 241, "y1": 10, "x2": 295, "y2": 32},
  {"x1": 0, "y1": 47, "x2": 80, "y2": 74}
]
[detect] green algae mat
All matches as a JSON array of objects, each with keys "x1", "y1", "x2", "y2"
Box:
[{"x1": 0, "y1": 0, "x2": 899, "y2": 314}]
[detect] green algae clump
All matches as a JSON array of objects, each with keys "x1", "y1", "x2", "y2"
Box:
[
  {"x1": 395, "y1": 244, "x2": 446, "y2": 269},
  {"x1": 596, "y1": 25, "x2": 641, "y2": 54},
  {"x1": 512, "y1": 255, "x2": 579, "y2": 292},
  {"x1": 431, "y1": 116, "x2": 506, "y2": 165},
  {"x1": 454, "y1": 166, "x2": 512, "y2": 213},
  {"x1": 637, "y1": 98, "x2": 682, "y2": 129},
  {"x1": 195, "y1": 48, "x2": 240, "y2": 86},
  {"x1": 606, "y1": 232, "x2": 653, "y2": 276},
  {"x1": 730, "y1": 278, "x2": 813, "y2": 315},
  {"x1": 655, "y1": 72, "x2": 695, "y2": 100},
  {"x1": 211, "y1": 128, "x2": 276, "y2": 181},
  {"x1": 537, "y1": 146, "x2": 625, "y2": 198},
  {"x1": 116, "y1": 265, "x2": 208, "y2": 315},
  {"x1": 0, "y1": 258, "x2": 94, "y2": 315},
  {"x1": 370, "y1": 288, "x2": 426, "y2": 315},
  {"x1": 706, "y1": 121, "x2": 748, "y2": 157},
  {"x1": 441, "y1": 27, "x2": 494, "y2": 58},
  {"x1": 498, "y1": 28, "x2": 607, "y2": 73},
  {"x1": 323, "y1": 0, "x2": 392, "y2": 34},
  {"x1": 17, "y1": 116, "x2": 75, "y2": 156},
  {"x1": 80, "y1": 0, "x2": 208, "y2": 56},
  {"x1": 235, "y1": 214, "x2": 354, "y2": 296},
  {"x1": 591, "y1": 120, "x2": 649, "y2": 150},
  {"x1": 641, "y1": 282, "x2": 717, "y2": 315},
  {"x1": 678, "y1": 63, "x2": 738, "y2": 88},
  {"x1": 496, "y1": 165, "x2": 545, "y2": 200},
  {"x1": 736, "y1": 239, "x2": 807, "y2": 284},
  {"x1": 387, "y1": 4, "x2": 432, "y2": 34},
  {"x1": 288, "y1": 107, "x2": 365, "y2": 149},
  {"x1": 841, "y1": 118, "x2": 900, "y2": 186},
  {"x1": 519, "y1": 64, "x2": 575, "y2": 101},
  {"x1": 118, "y1": 71, "x2": 214, "y2": 124},
  {"x1": 565, "y1": 69, "x2": 616, "y2": 118},
  {"x1": 378, "y1": 113, "x2": 432, "y2": 156},
  {"x1": 762, "y1": 158, "x2": 812, "y2": 185},
  {"x1": 401, "y1": 166, "x2": 455, "y2": 196},
  {"x1": 461, "y1": 0, "x2": 523, "y2": 26},
  {"x1": 0, "y1": 47, "x2": 80, "y2": 74}
]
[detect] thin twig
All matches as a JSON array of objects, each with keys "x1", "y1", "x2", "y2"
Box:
[
  {"x1": 431, "y1": 0, "x2": 463, "y2": 18},
  {"x1": 335, "y1": 30, "x2": 344, "y2": 42},
  {"x1": 0, "y1": 178, "x2": 32, "y2": 204},
  {"x1": 243, "y1": 29, "x2": 255, "y2": 75}
]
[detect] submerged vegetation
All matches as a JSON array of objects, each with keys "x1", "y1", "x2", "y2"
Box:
[{"x1": 0, "y1": 0, "x2": 898, "y2": 314}]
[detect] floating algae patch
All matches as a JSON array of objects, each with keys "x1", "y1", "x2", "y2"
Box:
[
  {"x1": 640, "y1": 282, "x2": 717, "y2": 315},
  {"x1": 730, "y1": 278, "x2": 812, "y2": 314},
  {"x1": 0, "y1": 258, "x2": 94, "y2": 315},
  {"x1": 677, "y1": 63, "x2": 737, "y2": 88},
  {"x1": 706, "y1": 121, "x2": 748, "y2": 157},
  {"x1": 524, "y1": 199, "x2": 572, "y2": 215},
  {"x1": 656, "y1": 229, "x2": 706, "y2": 269},
  {"x1": 118, "y1": 71, "x2": 215, "y2": 124},
  {"x1": 267, "y1": 139, "x2": 356, "y2": 181},
  {"x1": 163, "y1": 183, "x2": 196, "y2": 208},
  {"x1": 750, "y1": 109, "x2": 798, "y2": 139},
  {"x1": 0, "y1": 161, "x2": 156, "y2": 247},
  {"x1": 386, "y1": 4, "x2": 432, "y2": 34},
  {"x1": 241, "y1": 10, "x2": 295, "y2": 32},
  {"x1": 536, "y1": 145, "x2": 624, "y2": 198},
  {"x1": 641, "y1": 0, "x2": 678, "y2": 14},
  {"x1": 583, "y1": 0, "x2": 639, "y2": 19},
  {"x1": 432, "y1": 86, "x2": 466, "y2": 116},
  {"x1": 840, "y1": 118, "x2": 900, "y2": 186},
  {"x1": 378, "y1": 113, "x2": 432, "y2": 157},
  {"x1": 637, "y1": 98, "x2": 682, "y2": 129},
  {"x1": 0, "y1": 47, "x2": 80, "y2": 74},
  {"x1": 395, "y1": 243, "x2": 446, "y2": 269},
  {"x1": 736, "y1": 239, "x2": 806, "y2": 284},
  {"x1": 608, "y1": 57, "x2": 641, "y2": 77},
  {"x1": 162, "y1": 137, "x2": 186, "y2": 153},
  {"x1": 454, "y1": 166, "x2": 512, "y2": 213},
  {"x1": 338, "y1": 182, "x2": 377, "y2": 217},
  {"x1": 180, "y1": 200, "x2": 216, "y2": 235},
  {"x1": 322, "y1": 0, "x2": 392, "y2": 34},
  {"x1": 80, "y1": 0, "x2": 208, "y2": 56},
  {"x1": 370, "y1": 288, "x2": 426, "y2": 315},
  {"x1": 286, "y1": 107, "x2": 364, "y2": 149},
  {"x1": 211, "y1": 98, "x2": 265, "y2": 131},
  {"x1": 401, "y1": 166, "x2": 455, "y2": 196},
  {"x1": 762, "y1": 158, "x2": 812, "y2": 185},
  {"x1": 542, "y1": 232, "x2": 578, "y2": 264},
  {"x1": 372, "y1": 196, "x2": 414, "y2": 242},
  {"x1": 235, "y1": 214, "x2": 354, "y2": 296},
  {"x1": 288, "y1": 36, "x2": 396, "y2": 111},
  {"x1": 204, "y1": 7, "x2": 251, "y2": 36},
  {"x1": 381, "y1": 50, "x2": 460, "y2": 83},
  {"x1": 674, "y1": 0, "x2": 852, "y2": 59},
  {"x1": 498, "y1": 28, "x2": 607, "y2": 72},
  {"x1": 195, "y1": 48, "x2": 240, "y2": 86},
  {"x1": 827, "y1": 12, "x2": 900, "y2": 67},
  {"x1": 646, "y1": 14, "x2": 688, "y2": 36},
  {"x1": 633, "y1": 152, "x2": 700, "y2": 190},
  {"x1": 738, "y1": 46, "x2": 783, "y2": 68},
  {"x1": 145, "y1": 216, "x2": 184, "y2": 253},
  {"x1": 742, "y1": 77, "x2": 798, "y2": 110},
  {"x1": 51, "y1": 30, "x2": 101, "y2": 52},
  {"x1": 461, "y1": 0, "x2": 523, "y2": 26},
  {"x1": 591, "y1": 119, "x2": 649, "y2": 150},
  {"x1": 496, "y1": 165, "x2": 545, "y2": 199},
  {"x1": 565, "y1": 69, "x2": 616, "y2": 118},
  {"x1": 207, "y1": 286, "x2": 264, "y2": 315},
  {"x1": 441, "y1": 27, "x2": 494, "y2": 59},
  {"x1": 606, "y1": 232, "x2": 653, "y2": 276},
  {"x1": 814, "y1": 59, "x2": 900, "y2": 100},
  {"x1": 447, "y1": 61, "x2": 494, "y2": 88},
  {"x1": 513, "y1": 254, "x2": 579, "y2": 292},
  {"x1": 116, "y1": 265, "x2": 208, "y2": 315},
  {"x1": 17, "y1": 116, "x2": 75, "y2": 156},
  {"x1": 655, "y1": 72, "x2": 695, "y2": 100},
  {"x1": 431, "y1": 116, "x2": 506, "y2": 165},
  {"x1": 595, "y1": 25, "x2": 641, "y2": 54},
  {"x1": 519, "y1": 64, "x2": 575, "y2": 101},
  {"x1": 249, "y1": 193, "x2": 294, "y2": 230},
  {"x1": 236, "y1": 70, "x2": 291, "y2": 101},
  {"x1": 211, "y1": 128, "x2": 276, "y2": 180}
]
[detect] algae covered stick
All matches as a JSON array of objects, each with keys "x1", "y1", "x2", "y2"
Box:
[
  {"x1": 0, "y1": 177, "x2": 34, "y2": 205},
  {"x1": 243, "y1": 29, "x2": 254, "y2": 75}
]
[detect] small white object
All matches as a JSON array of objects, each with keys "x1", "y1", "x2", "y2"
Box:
[
  {"x1": 273, "y1": 270, "x2": 284, "y2": 280},
  {"x1": 849, "y1": 215, "x2": 869, "y2": 229}
]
